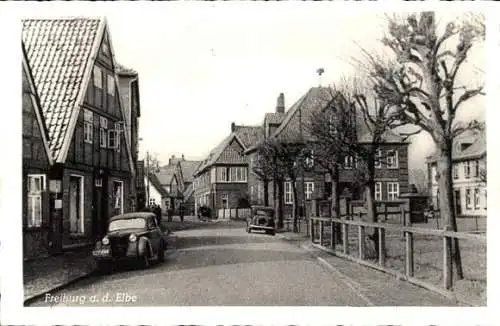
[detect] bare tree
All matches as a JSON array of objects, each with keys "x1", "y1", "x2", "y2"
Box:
[
  {"x1": 366, "y1": 12, "x2": 485, "y2": 281},
  {"x1": 255, "y1": 138, "x2": 287, "y2": 229},
  {"x1": 308, "y1": 86, "x2": 357, "y2": 242},
  {"x1": 410, "y1": 168, "x2": 429, "y2": 194}
]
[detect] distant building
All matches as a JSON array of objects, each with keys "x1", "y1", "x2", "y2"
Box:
[
  {"x1": 427, "y1": 130, "x2": 486, "y2": 217},
  {"x1": 193, "y1": 123, "x2": 263, "y2": 218}
]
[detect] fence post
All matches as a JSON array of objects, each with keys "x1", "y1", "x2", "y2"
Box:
[
  {"x1": 443, "y1": 229, "x2": 453, "y2": 290},
  {"x1": 378, "y1": 227, "x2": 386, "y2": 266},
  {"x1": 405, "y1": 231, "x2": 414, "y2": 277},
  {"x1": 342, "y1": 222, "x2": 348, "y2": 255},
  {"x1": 358, "y1": 225, "x2": 365, "y2": 260},
  {"x1": 331, "y1": 220, "x2": 335, "y2": 250}
]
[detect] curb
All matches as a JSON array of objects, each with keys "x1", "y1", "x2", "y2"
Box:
[{"x1": 24, "y1": 268, "x2": 97, "y2": 306}]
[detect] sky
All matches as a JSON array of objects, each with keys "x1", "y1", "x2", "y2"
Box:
[{"x1": 7, "y1": 2, "x2": 486, "y2": 171}]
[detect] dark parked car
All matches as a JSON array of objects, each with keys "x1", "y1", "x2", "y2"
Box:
[
  {"x1": 197, "y1": 205, "x2": 211, "y2": 221},
  {"x1": 246, "y1": 206, "x2": 275, "y2": 235},
  {"x1": 92, "y1": 212, "x2": 166, "y2": 270}
]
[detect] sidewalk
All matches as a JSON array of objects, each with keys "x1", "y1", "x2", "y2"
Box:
[
  {"x1": 23, "y1": 248, "x2": 97, "y2": 302},
  {"x1": 276, "y1": 231, "x2": 468, "y2": 306}
]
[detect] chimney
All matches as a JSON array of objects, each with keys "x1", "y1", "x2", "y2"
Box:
[
  {"x1": 276, "y1": 93, "x2": 285, "y2": 113},
  {"x1": 231, "y1": 122, "x2": 236, "y2": 132}
]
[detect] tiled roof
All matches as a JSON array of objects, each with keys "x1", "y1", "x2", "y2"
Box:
[
  {"x1": 264, "y1": 112, "x2": 286, "y2": 125},
  {"x1": 183, "y1": 183, "x2": 194, "y2": 200},
  {"x1": 426, "y1": 129, "x2": 486, "y2": 163},
  {"x1": 116, "y1": 62, "x2": 137, "y2": 76},
  {"x1": 22, "y1": 18, "x2": 103, "y2": 160},
  {"x1": 272, "y1": 86, "x2": 406, "y2": 144},
  {"x1": 148, "y1": 173, "x2": 168, "y2": 197},
  {"x1": 179, "y1": 160, "x2": 202, "y2": 183},
  {"x1": 234, "y1": 125, "x2": 264, "y2": 148},
  {"x1": 157, "y1": 165, "x2": 176, "y2": 186}
]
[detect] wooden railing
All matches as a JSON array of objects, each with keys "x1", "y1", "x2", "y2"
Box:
[{"x1": 309, "y1": 214, "x2": 486, "y2": 294}]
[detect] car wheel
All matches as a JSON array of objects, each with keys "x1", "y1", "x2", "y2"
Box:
[
  {"x1": 141, "y1": 250, "x2": 150, "y2": 268},
  {"x1": 157, "y1": 241, "x2": 165, "y2": 263}
]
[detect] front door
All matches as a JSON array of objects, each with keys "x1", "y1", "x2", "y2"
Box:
[
  {"x1": 69, "y1": 176, "x2": 83, "y2": 235},
  {"x1": 454, "y1": 190, "x2": 462, "y2": 216}
]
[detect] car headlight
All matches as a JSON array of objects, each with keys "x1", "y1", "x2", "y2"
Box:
[
  {"x1": 129, "y1": 234, "x2": 137, "y2": 242},
  {"x1": 102, "y1": 237, "x2": 110, "y2": 245}
]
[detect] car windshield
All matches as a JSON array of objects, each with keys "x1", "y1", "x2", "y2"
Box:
[
  {"x1": 108, "y1": 218, "x2": 146, "y2": 231},
  {"x1": 255, "y1": 209, "x2": 271, "y2": 216}
]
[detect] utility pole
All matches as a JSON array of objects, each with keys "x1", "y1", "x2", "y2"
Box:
[{"x1": 146, "y1": 151, "x2": 150, "y2": 207}]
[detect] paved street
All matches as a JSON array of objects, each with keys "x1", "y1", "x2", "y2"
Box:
[
  {"x1": 28, "y1": 221, "x2": 373, "y2": 306},
  {"x1": 27, "y1": 220, "x2": 459, "y2": 307}
]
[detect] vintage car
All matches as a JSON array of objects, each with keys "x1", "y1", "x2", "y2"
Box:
[
  {"x1": 246, "y1": 206, "x2": 275, "y2": 235},
  {"x1": 92, "y1": 212, "x2": 166, "y2": 270}
]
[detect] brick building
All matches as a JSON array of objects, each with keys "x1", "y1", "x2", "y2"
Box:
[
  {"x1": 245, "y1": 87, "x2": 409, "y2": 219},
  {"x1": 193, "y1": 124, "x2": 263, "y2": 218},
  {"x1": 22, "y1": 18, "x2": 139, "y2": 257}
]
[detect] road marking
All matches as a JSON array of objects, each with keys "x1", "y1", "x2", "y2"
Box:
[{"x1": 316, "y1": 256, "x2": 375, "y2": 306}]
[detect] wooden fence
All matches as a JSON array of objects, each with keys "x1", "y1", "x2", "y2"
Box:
[{"x1": 310, "y1": 212, "x2": 486, "y2": 295}]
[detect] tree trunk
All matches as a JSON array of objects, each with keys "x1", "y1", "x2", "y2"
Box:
[
  {"x1": 264, "y1": 178, "x2": 269, "y2": 206},
  {"x1": 365, "y1": 158, "x2": 381, "y2": 259},
  {"x1": 330, "y1": 165, "x2": 341, "y2": 243},
  {"x1": 277, "y1": 179, "x2": 284, "y2": 229},
  {"x1": 437, "y1": 139, "x2": 464, "y2": 279},
  {"x1": 292, "y1": 178, "x2": 299, "y2": 233}
]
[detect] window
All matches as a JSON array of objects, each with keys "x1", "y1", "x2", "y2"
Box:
[
  {"x1": 474, "y1": 160, "x2": 479, "y2": 177},
  {"x1": 93, "y1": 66, "x2": 102, "y2": 89},
  {"x1": 99, "y1": 117, "x2": 107, "y2": 148},
  {"x1": 375, "y1": 149, "x2": 382, "y2": 169},
  {"x1": 221, "y1": 194, "x2": 229, "y2": 209},
  {"x1": 344, "y1": 155, "x2": 355, "y2": 169},
  {"x1": 27, "y1": 174, "x2": 46, "y2": 227},
  {"x1": 374, "y1": 182, "x2": 382, "y2": 201},
  {"x1": 465, "y1": 188, "x2": 472, "y2": 209},
  {"x1": 453, "y1": 164, "x2": 459, "y2": 179},
  {"x1": 257, "y1": 184, "x2": 263, "y2": 201},
  {"x1": 387, "y1": 182, "x2": 399, "y2": 201},
  {"x1": 387, "y1": 150, "x2": 399, "y2": 169},
  {"x1": 474, "y1": 188, "x2": 480, "y2": 210},
  {"x1": 305, "y1": 150, "x2": 314, "y2": 168},
  {"x1": 228, "y1": 167, "x2": 247, "y2": 182},
  {"x1": 284, "y1": 181, "x2": 293, "y2": 204},
  {"x1": 305, "y1": 182, "x2": 314, "y2": 200},
  {"x1": 149, "y1": 198, "x2": 156, "y2": 206},
  {"x1": 113, "y1": 180, "x2": 124, "y2": 215},
  {"x1": 83, "y1": 109, "x2": 93, "y2": 144},
  {"x1": 218, "y1": 167, "x2": 228, "y2": 182},
  {"x1": 464, "y1": 161, "x2": 471, "y2": 179},
  {"x1": 108, "y1": 129, "x2": 118, "y2": 149},
  {"x1": 107, "y1": 74, "x2": 115, "y2": 96}
]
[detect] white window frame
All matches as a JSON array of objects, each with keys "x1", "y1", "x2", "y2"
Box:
[
  {"x1": 107, "y1": 74, "x2": 115, "y2": 96},
  {"x1": 374, "y1": 182, "x2": 382, "y2": 201},
  {"x1": 474, "y1": 188, "x2": 480, "y2": 210},
  {"x1": 453, "y1": 164, "x2": 459, "y2": 179},
  {"x1": 218, "y1": 167, "x2": 228, "y2": 182},
  {"x1": 387, "y1": 150, "x2": 399, "y2": 169},
  {"x1": 93, "y1": 66, "x2": 102, "y2": 89},
  {"x1": 305, "y1": 181, "x2": 314, "y2": 200},
  {"x1": 387, "y1": 182, "x2": 399, "y2": 201},
  {"x1": 257, "y1": 183, "x2": 262, "y2": 201},
  {"x1": 375, "y1": 149, "x2": 382, "y2": 169},
  {"x1": 284, "y1": 181, "x2": 293, "y2": 204},
  {"x1": 221, "y1": 193, "x2": 229, "y2": 209},
  {"x1": 465, "y1": 161, "x2": 471, "y2": 179},
  {"x1": 27, "y1": 174, "x2": 46, "y2": 228},
  {"x1": 69, "y1": 174, "x2": 85, "y2": 235},
  {"x1": 99, "y1": 116, "x2": 108, "y2": 148},
  {"x1": 466, "y1": 188, "x2": 472, "y2": 209},
  {"x1": 83, "y1": 109, "x2": 93, "y2": 144},
  {"x1": 344, "y1": 155, "x2": 355, "y2": 169},
  {"x1": 113, "y1": 180, "x2": 124, "y2": 215},
  {"x1": 108, "y1": 129, "x2": 119, "y2": 150}
]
